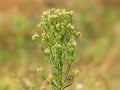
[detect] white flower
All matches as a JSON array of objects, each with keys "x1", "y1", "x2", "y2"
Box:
[
  {"x1": 55, "y1": 9, "x2": 60, "y2": 13},
  {"x1": 52, "y1": 15, "x2": 57, "y2": 18},
  {"x1": 70, "y1": 25, "x2": 74, "y2": 29},
  {"x1": 32, "y1": 33, "x2": 39, "y2": 40},
  {"x1": 76, "y1": 32, "x2": 81, "y2": 36},
  {"x1": 37, "y1": 67, "x2": 44, "y2": 72},
  {"x1": 71, "y1": 39, "x2": 76, "y2": 47},
  {"x1": 55, "y1": 43, "x2": 61, "y2": 48},
  {"x1": 67, "y1": 24, "x2": 74, "y2": 29},
  {"x1": 56, "y1": 23, "x2": 60, "y2": 28},
  {"x1": 76, "y1": 83, "x2": 83, "y2": 89},
  {"x1": 57, "y1": 44, "x2": 61, "y2": 48},
  {"x1": 44, "y1": 48, "x2": 50, "y2": 54}
]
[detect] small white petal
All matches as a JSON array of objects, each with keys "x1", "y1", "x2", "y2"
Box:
[{"x1": 76, "y1": 84, "x2": 83, "y2": 89}]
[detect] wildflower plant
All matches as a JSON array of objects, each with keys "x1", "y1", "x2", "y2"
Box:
[{"x1": 33, "y1": 8, "x2": 81, "y2": 90}]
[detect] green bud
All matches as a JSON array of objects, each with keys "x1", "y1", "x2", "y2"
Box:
[
  {"x1": 71, "y1": 39, "x2": 76, "y2": 47},
  {"x1": 72, "y1": 69, "x2": 79, "y2": 77}
]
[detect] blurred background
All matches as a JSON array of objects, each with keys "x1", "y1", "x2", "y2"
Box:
[{"x1": 0, "y1": 0, "x2": 120, "y2": 90}]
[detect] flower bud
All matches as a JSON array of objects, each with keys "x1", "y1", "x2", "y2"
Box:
[
  {"x1": 70, "y1": 39, "x2": 76, "y2": 47},
  {"x1": 37, "y1": 67, "x2": 45, "y2": 72},
  {"x1": 47, "y1": 74, "x2": 53, "y2": 81},
  {"x1": 76, "y1": 32, "x2": 81, "y2": 38},
  {"x1": 70, "y1": 25, "x2": 74, "y2": 29},
  {"x1": 54, "y1": 43, "x2": 61, "y2": 48},
  {"x1": 55, "y1": 9, "x2": 60, "y2": 13},
  {"x1": 67, "y1": 24, "x2": 74, "y2": 29},
  {"x1": 44, "y1": 48, "x2": 50, "y2": 54},
  {"x1": 32, "y1": 33, "x2": 39, "y2": 40},
  {"x1": 72, "y1": 69, "x2": 79, "y2": 77}
]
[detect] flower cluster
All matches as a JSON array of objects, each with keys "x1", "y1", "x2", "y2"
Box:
[{"x1": 33, "y1": 8, "x2": 81, "y2": 90}]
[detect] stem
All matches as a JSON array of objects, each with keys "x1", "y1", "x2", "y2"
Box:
[
  {"x1": 58, "y1": 57, "x2": 63, "y2": 90},
  {"x1": 64, "y1": 63, "x2": 71, "y2": 83},
  {"x1": 57, "y1": 47, "x2": 64, "y2": 90}
]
